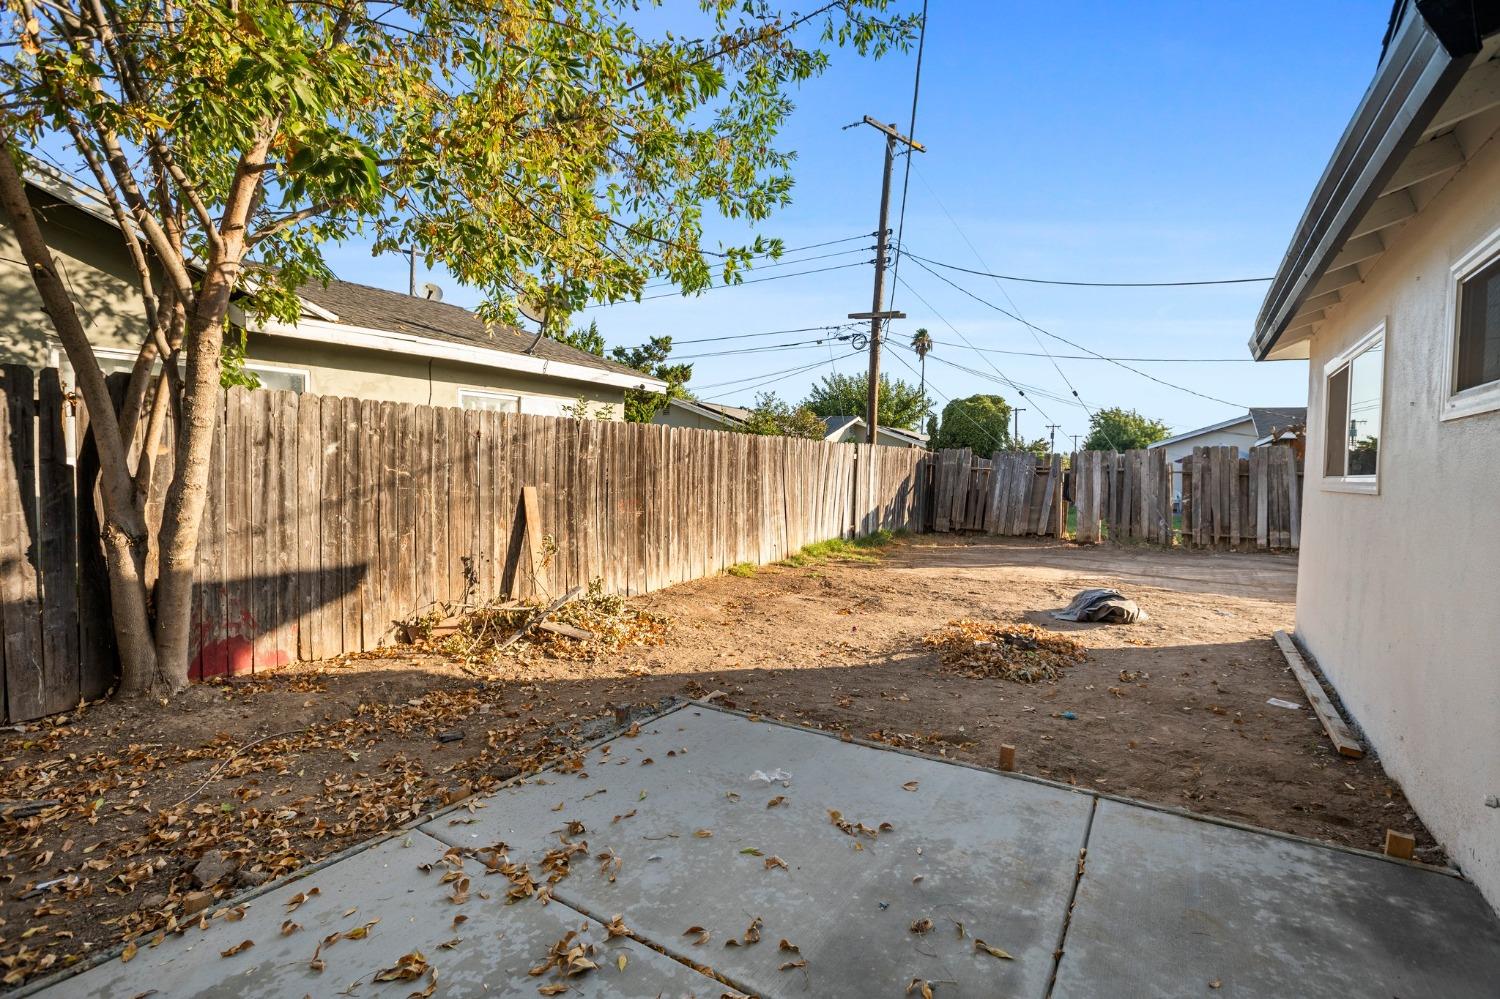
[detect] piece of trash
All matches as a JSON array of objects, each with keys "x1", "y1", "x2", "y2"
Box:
[
  {"x1": 878, "y1": 901, "x2": 889, "y2": 910},
  {"x1": 749, "y1": 769, "x2": 793, "y2": 786},
  {"x1": 1060, "y1": 710, "x2": 1077, "y2": 720},
  {"x1": 1051, "y1": 588, "x2": 1148, "y2": 624},
  {"x1": 1266, "y1": 698, "x2": 1301, "y2": 710},
  {"x1": 436, "y1": 729, "x2": 465, "y2": 743}
]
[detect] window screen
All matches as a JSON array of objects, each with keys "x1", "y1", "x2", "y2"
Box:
[{"x1": 1456, "y1": 255, "x2": 1500, "y2": 392}]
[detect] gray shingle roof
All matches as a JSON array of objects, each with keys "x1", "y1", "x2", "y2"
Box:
[
  {"x1": 1248, "y1": 407, "x2": 1307, "y2": 438},
  {"x1": 295, "y1": 278, "x2": 650, "y2": 381}
]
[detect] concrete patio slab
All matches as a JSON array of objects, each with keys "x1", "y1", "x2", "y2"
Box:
[
  {"x1": 1052, "y1": 798, "x2": 1500, "y2": 998},
  {"x1": 46, "y1": 830, "x2": 727, "y2": 998},
  {"x1": 27, "y1": 703, "x2": 1500, "y2": 998},
  {"x1": 421, "y1": 706, "x2": 1094, "y2": 998}
]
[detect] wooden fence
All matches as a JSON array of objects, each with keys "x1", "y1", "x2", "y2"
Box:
[
  {"x1": 1070, "y1": 448, "x2": 1174, "y2": 545},
  {"x1": 1181, "y1": 445, "x2": 1301, "y2": 549},
  {"x1": 931, "y1": 449, "x2": 1065, "y2": 537},
  {"x1": 0, "y1": 373, "x2": 930, "y2": 722},
  {"x1": 928, "y1": 445, "x2": 1301, "y2": 551}
]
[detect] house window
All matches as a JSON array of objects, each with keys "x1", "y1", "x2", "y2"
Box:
[
  {"x1": 459, "y1": 389, "x2": 521, "y2": 413},
  {"x1": 1322, "y1": 324, "x2": 1383, "y2": 491},
  {"x1": 1443, "y1": 225, "x2": 1500, "y2": 421},
  {"x1": 244, "y1": 362, "x2": 309, "y2": 394}
]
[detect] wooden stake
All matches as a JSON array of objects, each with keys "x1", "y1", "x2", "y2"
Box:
[
  {"x1": 1384, "y1": 830, "x2": 1415, "y2": 860},
  {"x1": 998, "y1": 744, "x2": 1016, "y2": 772}
]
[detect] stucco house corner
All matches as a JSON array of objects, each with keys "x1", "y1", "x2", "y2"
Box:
[{"x1": 1252, "y1": 0, "x2": 1500, "y2": 912}]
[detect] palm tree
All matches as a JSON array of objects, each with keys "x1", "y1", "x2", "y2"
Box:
[{"x1": 911, "y1": 327, "x2": 933, "y2": 421}]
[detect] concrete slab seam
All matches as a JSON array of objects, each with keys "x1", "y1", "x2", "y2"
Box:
[
  {"x1": 10, "y1": 698, "x2": 693, "y2": 999},
  {"x1": 1044, "y1": 795, "x2": 1098, "y2": 999}
]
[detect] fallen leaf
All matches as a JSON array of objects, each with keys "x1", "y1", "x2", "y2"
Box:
[
  {"x1": 910, "y1": 918, "x2": 933, "y2": 935},
  {"x1": 286, "y1": 887, "x2": 320, "y2": 911},
  {"x1": 764, "y1": 855, "x2": 788, "y2": 870},
  {"x1": 281, "y1": 920, "x2": 301, "y2": 936},
  {"x1": 739, "y1": 847, "x2": 763, "y2": 856},
  {"x1": 975, "y1": 939, "x2": 1013, "y2": 960},
  {"x1": 767, "y1": 796, "x2": 786, "y2": 808},
  {"x1": 692, "y1": 828, "x2": 713, "y2": 838},
  {"x1": 616, "y1": 954, "x2": 627, "y2": 972},
  {"x1": 1209, "y1": 981, "x2": 1222, "y2": 990},
  {"x1": 683, "y1": 925, "x2": 711, "y2": 946},
  {"x1": 907, "y1": 978, "x2": 934, "y2": 999},
  {"x1": 779, "y1": 939, "x2": 800, "y2": 954},
  {"x1": 120, "y1": 941, "x2": 138, "y2": 963},
  {"x1": 780, "y1": 959, "x2": 808, "y2": 971},
  {"x1": 902, "y1": 780, "x2": 919, "y2": 792},
  {"x1": 374, "y1": 950, "x2": 429, "y2": 982},
  {"x1": 220, "y1": 939, "x2": 255, "y2": 958},
  {"x1": 538, "y1": 985, "x2": 570, "y2": 996}
]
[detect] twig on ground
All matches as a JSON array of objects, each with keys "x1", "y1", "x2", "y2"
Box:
[{"x1": 172, "y1": 728, "x2": 308, "y2": 809}]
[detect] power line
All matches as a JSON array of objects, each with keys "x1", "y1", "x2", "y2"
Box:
[
  {"x1": 884, "y1": 345, "x2": 1009, "y2": 453},
  {"x1": 637, "y1": 245, "x2": 872, "y2": 292},
  {"x1": 671, "y1": 333, "x2": 858, "y2": 361},
  {"x1": 885, "y1": 0, "x2": 928, "y2": 314},
  {"x1": 926, "y1": 340, "x2": 1261, "y2": 363},
  {"x1": 892, "y1": 272, "x2": 1058, "y2": 425},
  {"x1": 901, "y1": 249, "x2": 1273, "y2": 288},
  {"x1": 903, "y1": 165, "x2": 1109, "y2": 446},
  {"x1": 914, "y1": 349, "x2": 1090, "y2": 411},
  {"x1": 587, "y1": 258, "x2": 871, "y2": 307},
  {"x1": 669, "y1": 323, "x2": 855, "y2": 346},
  {"x1": 694, "y1": 353, "x2": 850, "y2": 395},
  {"x1": 906, "y1": 255, "x2": 1248, "y2": 410}
]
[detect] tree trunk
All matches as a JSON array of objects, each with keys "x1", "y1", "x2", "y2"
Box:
[{"x1": 0, "y1": 138, "x2": 160, "y2": 693}]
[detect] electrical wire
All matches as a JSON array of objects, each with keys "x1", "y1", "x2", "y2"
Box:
[
  {"x1": 670, "y1": 333, "x2": 857, "y2": 361},
  {"x1": 884, "y1": 345, "x2": 1009, "y2": 452},
  {"x1": 636, "y1": 245, "x2": 873, "y2": 292},
  {"x1": 892, "y1": 272, "x2": 1057, "y2": 425},
  {"x1": 693, "y1": 353, "x2": 851, "y2": 394},
  {"x1": 926, "y1": 341, "x2": 1261, "y2": 363},
  {"x1": 669, "y1": 323, "x2": 856, "y2": 346},
  {"x1": 906, "y1": 255, "x2": 1248, "y2": 409},
  {"x1": 885, "y1": 0, "x2": 928, "y2": 314},
  {"x1": 587, "y1": 259, "x2": 871, "y2": 307},
  {"x1": 901, "y1": 249, "x2": 1273, "y2": 287},
  {"x1": 698, "y1": 353, "x2": 853, "y2": 401}
]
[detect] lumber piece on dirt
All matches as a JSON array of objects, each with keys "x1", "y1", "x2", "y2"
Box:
[
  {"x1": 998, "y1": 744, "x2": 1016, "y2": 772},
  {"x1": 1273, "y1": 630, "x2": 1364, "y2": 759},
  {"x1": 1384, "y1": 830, "x2": 1416, "y2": 860},
  {"x1": 497, "y1": 586, "x2": 583, "y2": 650},
  {"x1": 536, "y1": 621, "x2": 593, "y2": 641}
]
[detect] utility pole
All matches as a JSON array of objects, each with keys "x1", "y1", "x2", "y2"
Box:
[
  {"x1": 846, "y1": 116, "x2": 924, "y2": 444},
  {"x1": 1012, "y1": 407, "x2": 1026, "y2": 448},
  {"x1": 1046, "y1": 424, "x2": 1061, "y2": 455},
  {"x1": 1071, "y1": 434, "x2": 1081, "y2": 451},
  {"x1": 407, "y1": 246, "x2": 417, "y2": 296}
]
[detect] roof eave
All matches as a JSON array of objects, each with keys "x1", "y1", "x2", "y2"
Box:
[
  {"x1": 1250, "y1": 1, "x2": 1479, "y2": 360},
  {"x1": 242, "y1": 311, "x2": 669, "y2": 393}
]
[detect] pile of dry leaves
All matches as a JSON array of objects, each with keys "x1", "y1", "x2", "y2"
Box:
[
  {"x1": 407, "y1": 581, "x2": 669, "y2": 668},
  {"x1": 922, "y1": 620, "x2": 1086, "y2": 683}
]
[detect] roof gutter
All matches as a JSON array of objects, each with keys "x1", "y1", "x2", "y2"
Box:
[
  {"x1": 1250, "y1": 0, "x2": 1482, "y2": 360},
  {"x1": 240, "y1": 311, "x2": 669, "y2": 393}
]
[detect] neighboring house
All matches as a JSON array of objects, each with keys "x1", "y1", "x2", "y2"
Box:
[
  {"x1": 820, "y1": 414, "x2": 928, "y2": 448},
  {"x1": 0, "y1": 165, "x2": 666, "y2": 417},
  {"x1": 1150, "y1": 407, "x2": 1307, "y2": 499},
  {"x1": 1251, "y1": 1, "x2": 1500, "y2": 911},
  {"x1": 652, "y1": 397, "x2": 752, "y2": 431}
]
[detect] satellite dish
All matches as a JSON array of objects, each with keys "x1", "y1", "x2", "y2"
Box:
[{"x1": 421, "y1": 282, "x2": 443, "y2": 302}]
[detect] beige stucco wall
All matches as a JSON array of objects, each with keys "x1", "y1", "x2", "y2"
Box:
[
  {"x1": 1295, "y1": 126, "x2": 1500, "y2": 910},
  {"x1": 1, "y1": 198, "x2": 624, "y2": 418}
]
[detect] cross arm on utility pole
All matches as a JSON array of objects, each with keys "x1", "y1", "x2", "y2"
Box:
[{"x1": 848, "y1": 116, "x2": 925, "y2": 444}]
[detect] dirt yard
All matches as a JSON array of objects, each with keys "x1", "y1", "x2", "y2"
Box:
[{"x1": 0, "y1": 535, "x2": 1435, "y2": 989}]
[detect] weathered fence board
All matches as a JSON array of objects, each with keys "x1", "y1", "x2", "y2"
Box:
[{"x1": 1181, "y1": 445, "x2": 1302, "y2": 550}]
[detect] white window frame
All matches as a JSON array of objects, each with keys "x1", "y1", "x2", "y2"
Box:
[
  {"x1": 1440, "y1": 222, "x2": 1500, "y2": 422},
  {"x1": 1320, "y1": 321, "x2": 1385, "y2": 495},
  {"x1": 243, "y1": 360, "x2": 311, "y2": 394},
  {"x1": 458, "y1": 389, "x2": 522, "y2": 413}
]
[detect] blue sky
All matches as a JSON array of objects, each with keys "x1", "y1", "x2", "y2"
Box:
[{"x1": 325, "y1": 0, "x2": 1390, "y2": 445}]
